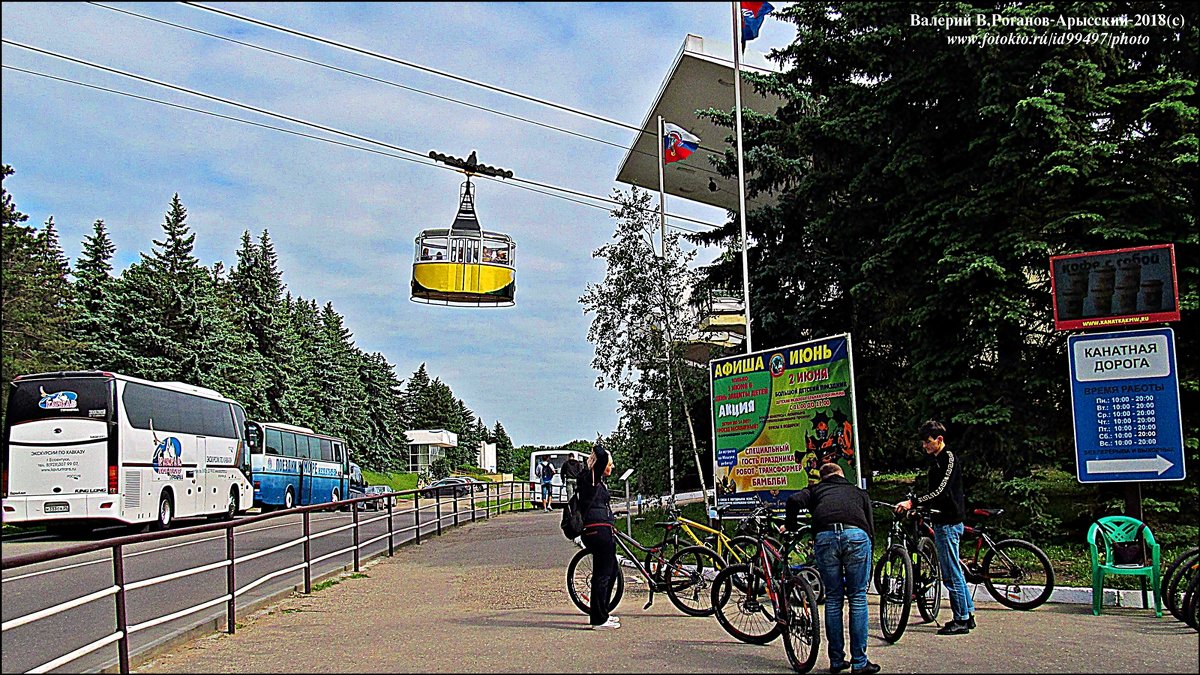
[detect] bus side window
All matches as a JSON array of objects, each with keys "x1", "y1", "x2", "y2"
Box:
[
  {"x1": 282, "y1": 432, "x2": 297, "y2": 458},
  {"x1": 306, "y1": 436, "x2": 321, "y2": 460},
  {"x1": 266, "y1": 429, "x2": 283, "y2": 455},
  {"x1": 320, "y1": 439, "x2": 333, "y2": 462},
  {"x1": 333, "y1": 444, "x2": 344, "y2": 467}
]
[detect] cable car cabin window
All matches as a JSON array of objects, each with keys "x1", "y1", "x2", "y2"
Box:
[{"x1": 265, "y1": 429, "x2": 283, "y2": 455}]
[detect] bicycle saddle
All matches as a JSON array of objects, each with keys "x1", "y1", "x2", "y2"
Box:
[{"x1": 971, "y1": 508, "x2": 1004, "y2": 518}]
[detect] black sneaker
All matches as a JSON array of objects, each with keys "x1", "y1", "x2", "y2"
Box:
[
  {"x1": 829, "y1": 664, "x2": 851, "y2": 674},
  {"x1": 966, "y1": 614, "x2": 976, "y2": 630},
  {"x1": 850, "y1": 662, "x2": 881, "y2": 675},
  {"x1": 937, "y1": 620, "x2": 970, "y2": 635}
]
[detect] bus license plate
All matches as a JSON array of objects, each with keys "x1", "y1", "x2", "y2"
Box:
[{"x1": 44, "y1": 503, "x2": 70, "y2": 513}]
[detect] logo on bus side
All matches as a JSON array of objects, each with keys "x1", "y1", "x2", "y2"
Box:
[
  {"x1": 38, "y1": 387, "x2": 78, "y2": 410},
  {"x1": 153, "y1": 437, "x2": 184, "y2": 478}
]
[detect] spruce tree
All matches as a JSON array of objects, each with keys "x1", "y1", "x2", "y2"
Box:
[{"x1": 73, "y1": 219, "x2": 124, "y2": 369}]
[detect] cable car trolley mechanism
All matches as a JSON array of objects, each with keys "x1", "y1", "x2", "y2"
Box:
[{"x1": 412, "y1": 150, "x2": 517, "y2": 307}]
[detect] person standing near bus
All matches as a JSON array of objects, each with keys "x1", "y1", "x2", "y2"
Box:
[
  {"x1": 895, "y1": 419, "x2": 974, "y2": 635},
  {"x1": 577, "y1": 442, "x2": 619, "y2": 630},
  {"x1": 561, "y1": 454, "x2": 584, "y2": 502},
  {"x1": 536, "y1": 458, "x2": 556, "y2": 511}
]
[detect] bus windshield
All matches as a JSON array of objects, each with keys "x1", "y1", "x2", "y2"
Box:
[{"x1": 5, "y1": 377, "x2": 114, "y2": 427}]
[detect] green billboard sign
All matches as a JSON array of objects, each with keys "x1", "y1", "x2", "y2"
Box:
[{"x1": 711, "y1": 334, "x2": 862, "y2": 517}]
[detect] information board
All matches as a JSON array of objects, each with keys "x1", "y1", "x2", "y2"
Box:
[
  {"x1": 710, "y1": 334, "x2": 862, "y2": 517},
  {"x1": 1068, "y1": 327, "x2": 1185, "y2": 484}
]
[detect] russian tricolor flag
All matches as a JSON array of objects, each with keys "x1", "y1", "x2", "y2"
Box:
[
  {"x1": 663, "y1": 122, "x2": 700, "y2": 164},
  {"x1": 741, "y1": 2, "x2": 774, "y2": 44}
]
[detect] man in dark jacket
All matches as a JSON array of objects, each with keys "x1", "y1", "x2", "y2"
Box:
[
  {"x1": 787, "y1": 462, "x2": 878, "y2": 675},
  {"x1": 896, "y1": 419, "x2": 975, "y2": 635}
]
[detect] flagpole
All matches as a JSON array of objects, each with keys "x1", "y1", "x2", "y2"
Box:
[
  {"x1": 656, "y1": 116, "x2": 676, "y2": 502},
  {"x1": 657, "y1": 115, "x2": 667, "y2": 258},
  {"x1": 731, "y1": 1, "x2": 754, "y2": 354}
]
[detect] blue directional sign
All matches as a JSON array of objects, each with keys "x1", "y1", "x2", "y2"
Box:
[{"x1": 1069, "y1": 327, "x2": 1185, "y2": 484}]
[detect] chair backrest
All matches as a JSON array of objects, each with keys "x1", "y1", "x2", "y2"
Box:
[{"x1": 1088, "y1": 515, "x2": 1157, "y2": 566}]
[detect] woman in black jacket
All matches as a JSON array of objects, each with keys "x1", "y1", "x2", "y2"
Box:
[{"x1": 576, "y1": 442, "x2": 618, "y2": 630}]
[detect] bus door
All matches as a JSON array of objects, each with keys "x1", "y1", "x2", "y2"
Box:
[
  {"x1": 301, "y1": 437, "x2": 317, "y2": 504},
  {"x1": 333, "y1": 442, "x2": 347, "y2": 500},
  {"x1": 187, "y1": 436, "x2": 206, "y2": 515}
]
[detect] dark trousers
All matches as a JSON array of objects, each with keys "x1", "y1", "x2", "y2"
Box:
[{"x1": 582, "y1": 525, "x2": 617, "y2": 625}]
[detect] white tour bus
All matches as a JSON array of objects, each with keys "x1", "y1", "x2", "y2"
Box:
[
  {"x1": 528, "y1": 449, "x2": 588, "y2": 508},
  {"x1": 2, "y1": 371, "x2": 253, "y2": 533}
]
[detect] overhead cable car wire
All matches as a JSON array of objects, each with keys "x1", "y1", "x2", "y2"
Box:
[
  {"x1": 0, "y1": 45, "x2": 713, "y2": 233},
  {"x1": 92, "y1": 2, "x2": 731, "y2": 182},
  {"x1": 181, "y1": 1, "x2": 734, "y2": 158}
]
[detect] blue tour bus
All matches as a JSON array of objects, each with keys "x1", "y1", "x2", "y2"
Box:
[{"x1": 246, "y1": 421, "x2": 350, "y2": 510}]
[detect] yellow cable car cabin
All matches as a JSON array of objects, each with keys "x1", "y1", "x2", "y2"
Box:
[{"x1": 411, "y1": 179, "x2": 516, "y2": 307}]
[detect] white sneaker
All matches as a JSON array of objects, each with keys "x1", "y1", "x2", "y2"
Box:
[
  {"x1": 591, "y1": 618, "x2": 621, "y2": 630},
  {"x1": 609, "y1": 616, "x2": 620, "y2": 623}
]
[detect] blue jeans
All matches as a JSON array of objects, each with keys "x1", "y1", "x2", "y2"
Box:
[
  {"x1": 814, "y1": 528, "x2": 872, "y2": 669},
  {"x1": 932, "y1": 522, "x2": 975, "y2": 622},
  {"x1": 541, "y1": 482, "x2": 553, "y2": 504}
]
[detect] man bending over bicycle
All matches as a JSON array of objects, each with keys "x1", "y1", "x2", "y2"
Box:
[
  {"x1": 787, "y1": 462, "x2": 879, "y2": 675},
  {"x1": 896, "y1": 419, "x2": 975, "y2": 635}
]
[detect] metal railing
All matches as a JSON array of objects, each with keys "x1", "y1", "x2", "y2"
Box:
[{"x1": 1, "y1": 480, "x2": 532, "y2": 674}]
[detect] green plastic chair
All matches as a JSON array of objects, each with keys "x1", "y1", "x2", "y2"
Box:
[{"x1": 1087, "y1": 515, "x2": 1162, "y2": 617}]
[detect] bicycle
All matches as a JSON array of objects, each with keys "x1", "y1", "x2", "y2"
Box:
[
  {"x1": 1162, "y1": 547, "x2": 1199, "y2": 626},
  {"x1": 666, "y1": 502, "x2": 760, "y2": 567},
  {"x1": 709, "y1": 506, "x2": 821, "y2": 673},
  {"x1": 870, "y1": 499, "x2": 942, "y2": 643},
  {"x1": 565, "y1": 519, "x2": 723, "y2": 617}
]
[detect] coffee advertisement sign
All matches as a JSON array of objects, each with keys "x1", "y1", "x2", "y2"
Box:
[{"x1": 1049, "y1": 244, "x2": 1179, "y2": 332}]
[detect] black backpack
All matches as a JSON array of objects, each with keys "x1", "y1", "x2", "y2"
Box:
[{"x1": 561, "y1": 468, "x2": 598, "y2": 540}]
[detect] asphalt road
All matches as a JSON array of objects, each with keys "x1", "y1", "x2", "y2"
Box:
[
  {"x1": 134, "y1": 509, "x2": 1200, "y2": 674},
  {"x1": 1, "y1": 493, "x2": 497, "y2": 674}
]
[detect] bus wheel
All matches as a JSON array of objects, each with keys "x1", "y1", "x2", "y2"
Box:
[
  {"x1": 153, "y1": 492, "x2": 174, "y2": 530},
  {"x1": 222, "y1": 489, "x2": 238, "y2": 521},
  {"x1": 284, "y1": 487, "x2": 295, "y2": 510}
]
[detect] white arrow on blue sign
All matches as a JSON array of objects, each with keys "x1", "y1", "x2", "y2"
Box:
[{"x1": 1068, "y1": 327, "x2": 1186, "y2": 484}]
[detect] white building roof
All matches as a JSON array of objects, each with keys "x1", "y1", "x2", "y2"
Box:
[
  {"x1": 405, "y1": 429, "x2": 458, "y2": 447},
  {"x1": 615, "y1": 34, "x2": 784, "y2": 211}
]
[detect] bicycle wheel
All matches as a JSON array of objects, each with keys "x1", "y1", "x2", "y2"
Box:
[
  {"x1": 915, "y1": 536, "x2": 942, "y2": 623},
  {"x1": 1184, "y1": 571, "x2": 1200, "y2": 631},
  {"x1": 566, "y1": 547, "x2": 624, "y2": 615},
  {"x1": 981, "y1": 538, "x2": 1054, "y2": 610},
  {"x1": 1164, "y1": 548, "x2": 1200, "y2": 623},
  {"x1": 782, "y1": 574, "x2": 821, "y2": 673},
  {"x1": 877, "y1": 545, "x2": 912, "y2": 643},
  {"x1": 711, "y1": 563, "x2": 782, "y2": 645},
  {"x1": 666, "y1": 545, "x2": 723, "y2": 616}
]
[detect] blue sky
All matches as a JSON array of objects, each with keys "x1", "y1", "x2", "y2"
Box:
[{"x1": 1, "y1": 2, "x2": 794, "y2": 447}]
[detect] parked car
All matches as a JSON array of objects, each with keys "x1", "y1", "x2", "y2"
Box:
[
  {"x1": 458, "y1": 476, "x2": 491, "y2": 494},
  {"x1": 362, "y1": 485, "x2": 394, "y2": 511},
  {"x1": 422, "y1": 477, "x2": 470, "y2": 498}
]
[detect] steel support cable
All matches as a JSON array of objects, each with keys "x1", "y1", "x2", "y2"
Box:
[
  {"x1": 0, "y1": 46, "x2": 716, "y2": 232},
  {"x1": 181, "y1": 1, "x2": 731, "y2": 158}
]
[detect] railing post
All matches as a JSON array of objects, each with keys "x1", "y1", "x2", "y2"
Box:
[
  {"x1": 471, "y1": 486, "x2": 477, "y2": 523},
  {"x1": 387, "y1": 497, "x2": 395, "y2": 556},
  {"x1": 435, "y1": 492, "x2": 443, "y2": 536},
  {"x1": 415, "y1": 493, "x2": 422, "y2": 545},
  {"x1": 226, "y1": 526, "x2": 236, "y2": 634},
  {"x1": 303, "y1": 510, "x2": 312, "y2": 594},
  {"x1": 113, "y1": 544, "x2": 130, "y2": 674},
  {"x1": 509, "y1": 482, "x2": 514, "y2": 512},
  {"x1": 352, "y1": 502, "x2": 361, "y2": 572},
  {"x1": 453, "y1": 490, "x2": 460, "y2": 526}
]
